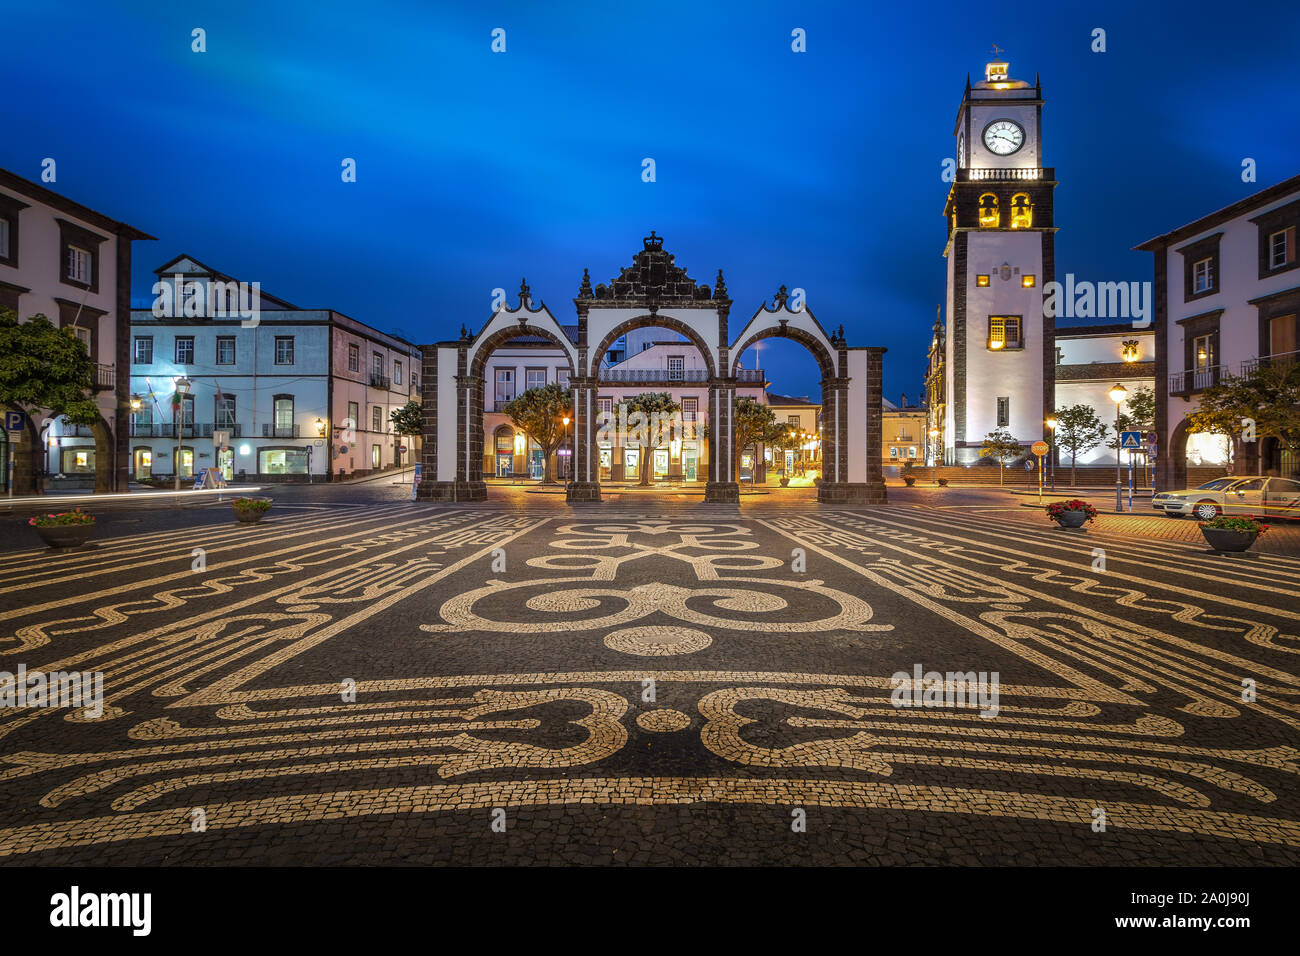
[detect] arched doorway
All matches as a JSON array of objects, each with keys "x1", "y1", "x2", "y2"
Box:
[{"x1": 417, "y1": 280, "x2": 578, "y2": 501}]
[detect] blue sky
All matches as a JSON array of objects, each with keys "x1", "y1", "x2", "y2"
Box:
[{"x1": 5, "y1": 0, "x2": 1299, "y2": 400}]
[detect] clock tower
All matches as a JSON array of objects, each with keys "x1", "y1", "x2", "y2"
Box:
[{"x1": 943, "y1": 56, "x2": 1056, "y2": 464}]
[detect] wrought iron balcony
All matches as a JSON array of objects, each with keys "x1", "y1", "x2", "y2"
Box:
[
  {"x1": 1240, "y1": 350, "x2": 1299, "y2": 376},
  {"x1": 370, "y1": 372, "x2": 391, "y2": 389},
  {"x1": 93, "y1": 363, "x2": 115, "y2": 389},
  {"x1": 1168, "y1": 366, "x2": 1223, "y2": 396},
  {"x1": 262, "y1": 423, "x2": 300, "y2": 438}
]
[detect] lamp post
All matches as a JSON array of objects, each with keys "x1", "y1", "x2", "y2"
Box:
[
  {"x1": 173, "y1": 376, "x2": 191, "y2": 490},
  {"x1": 928, "y1": 427, "x2": 940, "y2": 482},
  {"x1": 562, "y1": 416, "x2": 571, "y2": 488},
  {"x1": 1108, "y1": 384, "x2": 1128, "y2": 512},
  {"x1": 1045, "y1": 417, "x2": 1058, "y2": 492}
]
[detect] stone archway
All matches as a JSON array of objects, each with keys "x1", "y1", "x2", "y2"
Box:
[
  {"x1": 729, "y1": 289, "x2": 885, "y2": 504},
  {"x1": 418, "y1": 235, "x2": 887, "y2": 506},
  {"x1": 417, "y1": 281, "x2": 577, "y2": 501}
]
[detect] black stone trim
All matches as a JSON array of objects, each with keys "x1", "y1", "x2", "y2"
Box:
[
  {"x1": 952, "y1": 233, "x2": 968, "y2": 443},
  {"x1": 56, "y1": 218, "x2": 109, "y2": 295},
  {"x1": 1249, "y1": 199, "x2": 1300, "y2": 280},
  {"x1": 1176, "y1": 232, "x2": 1222, "y2": 304}
]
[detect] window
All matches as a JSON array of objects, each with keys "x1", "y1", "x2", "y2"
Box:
[
  {"x1": 788, "y1": 415, "x2": 800, "y2": 425},
  {"x1": 1021, "y1": 274, "x2": 1036, "y2": 288},
  {"x1": 65, "y1": 246, "x2": 92, "y2": 284},
  {"x1": 526, "y1": 368, "x2": 547, "y2": 391},
  {"x1": 347, "y1": 401, "x2": 359, "y2": 431},
  {"x1": 72, "y1": 327, "x2": 92, "y2": 355},
  {"x1": 557, "y1": 367, "x2": 571, "y2": 388},
  {"x1": 180, "y1": 395, "x2": 195, "y2": 428},
  {"x1": 1269, "y1": 314, "x2": 1296, "y2": 358},
  {"x1": 411, "y1": 371, "x2": 418, "y2": 390},
  {"x1": 597, "y1": 397, "x2": 613, "y2": 417},
  {"x1": 996, "y1": 397, "x2": 1010, "y2": 427},
  {"x1": 1193, "y1": 333, "x2": 1215, "y2": 370},
  {"x1": 274, "y1": 336, "x2": 295, "y2": 365},
  {"x1": 978, "y1": 193, "x2": 999, "y2": 228},
  {"x1": 133, "y1": 336, "x2": 153, "y2": 365},
  {"x1": 258, "y1": 448, "x2": 309, "y2": 475},
  {"x1": 681, "y1": 397, "x2": 698, "y2": 421},
  {"x1": 394, "y1": 360, "x2": 402, "y2": 385},
  {"x1": 372, "y1": 405, "x2": 383, "y2": 432},
  {"x1": 1009, "y1": 193, "x2": 1032, "y2": 229},
  {"x1": 890, "y1": 447, "x2": 899, "y2": 458},
  {"x1": 348, "y1": 344, "x2": 359, "y2": 372},
  {"x1": 372, "y1": 351, "x2": 383, "y2": 376},
  {"x1": 988, "y1": 315, "x2": 1022, "y2": 350},
  {"x1": 1192, "y1": 257, "x2": 1213, "y2": 294},
  {"x1": 976, "y1": 275, "x2": 990, "y2": 287},
  {"x1": 1270, "y1": 228, "x2": 1295, "y2": 270},
  {"x1": 215, "y1": 396, "x2": 236, "y2": 427},
  {"x1": 175, "y1": 336, "x2": 195, "y2": 364},
  {"x1": 668, "y1": 356, "x2": 684, "y2": 381},
  {"x1": 215, "y1": 336, "x2": 236, "y2": 365},
  {"x1": 495, "y1": 369, "x2": 515, "y2": 408},
  {"x1": 274, "y1": 396, "x2": 294, "y2": 434},
  {"x1": 0, "y1": 218, "x2": 9, "y2": 260}
]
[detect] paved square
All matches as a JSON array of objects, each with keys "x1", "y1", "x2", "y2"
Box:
[{"x1": 2, "y1": 498, "x2": 1298, "y2": 864}]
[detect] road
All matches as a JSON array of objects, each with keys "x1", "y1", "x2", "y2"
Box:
[{"x1": 1, "y1": 483, "x2": 1298, "y2": 864}]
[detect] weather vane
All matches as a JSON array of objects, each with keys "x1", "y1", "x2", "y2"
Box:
[{"x1": 990, "y1": 43, "x2": 1004, "y2": 57}]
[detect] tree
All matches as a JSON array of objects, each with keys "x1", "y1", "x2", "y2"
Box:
[
  {"x1": 1186, "y1": 362, "x2": 1300, "y2": 473},
  {"x1": 769, "y1": 424, "x2": 802, "y2": 476},
  {"x1": 979, "y1": 427, "x2": 1023, "y2": 486},
  {"x1": 502, "y1": 383, "x2": 572, "y2": 484},
  {"x1": 1108, "y1": 386, "x2": 1156, "y2": 447},
  {"x1": 389, "y1": 400, "x2": 423, "y2": 478},
  {"x1": 733, "y1": 396, "x2": 780, "y2": 485},
  {"x1": 0, "y1": 310, "x2": 100, "y2": 494},
  {"x1": 620, "y1": 391, "x2": 680, "y2": 486},
  {"x1": 1054, "y1": 403, "x2": 1109, "y2": 486}
]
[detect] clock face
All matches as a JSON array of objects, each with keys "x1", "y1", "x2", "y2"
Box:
[{"x1": 983, "y1": 120, "x2": 1024, "y2": 156}]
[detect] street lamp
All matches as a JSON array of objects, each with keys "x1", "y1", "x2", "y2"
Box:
[
  {"x1": 928, "y1": 427, "x2": 940, "y2": 481},
  {"x1": 314, "y1": 417, "x2": 326, "y2": 436},
  {"x1": 173, "y1": 375, "x2": 192, "y2": 490},
  {"x1": 1045, "y1": 417, "x2": 1058, "y2": 492},
  {"x1": 1108, "y1": 383, "x2": 1128, "y2": 512}
]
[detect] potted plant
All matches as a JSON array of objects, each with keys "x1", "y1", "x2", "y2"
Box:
[
  {"x1": 232, "y1": 497, "x2": 272, "y2": 524},
  {"x1": 779, "y1": 476, "x2": 790, "y2": 487},
  {"x1": 1199, "y1": 515, "x2": 1268, "y2": 553},
  {"x1": 937, "y1": 477, "x2": 949, "y2": 487},
  {"x1": 1045, "y1": 498, "x2": 1098, "y2": 529},
  {"x1": 28, "y1": 509, "x2": 96, "y2": 549},
  {"x1": 902, "y1": 462, "x2": 916, "y2": 487}
]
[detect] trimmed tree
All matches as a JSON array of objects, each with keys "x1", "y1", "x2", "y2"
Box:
[
  {"x1": 0, "y1": 310, "x2": 100, "y2": 494},
  {"x1": 733, "y1": 396, "x2": 779, "y2": 485},
  {"x1": 621, "y1": 391, "x2": 681, "y2": 486},
  {"x1": 502, "y1": 383, "x2": 573, "y2": 484},
  {"x1": 1187, "y1": 363, "x2": 1300, "y2": 473},
  {"x1": 979, "y1": 427, "x2": 1023, "y2": 486},
  {"x1": 1054, "y1": 403, "x2": 1109, "y2": 487},
  {"x1": 389, "y1": 400, "x2": 422, "y2": 476}
]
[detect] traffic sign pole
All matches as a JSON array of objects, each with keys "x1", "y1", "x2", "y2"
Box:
[{"x1": 1030, "y1": 440, "x2": 1049, "y2": 505}]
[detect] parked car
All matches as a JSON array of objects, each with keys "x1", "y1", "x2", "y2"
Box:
[{"x1": 1152, "y1": 477, "x2": 1300, "y2": 521}]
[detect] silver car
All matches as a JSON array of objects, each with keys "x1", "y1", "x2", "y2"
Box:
[{"x1": 1153, "y1": 476, "x2": 1300, "y2": 521}]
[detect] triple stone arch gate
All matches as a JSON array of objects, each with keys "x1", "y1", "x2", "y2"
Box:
[{"x1": 417, "y1": 233, "x2": 887, "y2": 505}]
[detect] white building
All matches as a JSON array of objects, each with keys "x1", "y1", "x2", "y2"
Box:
[
  {"x1": 128, "y1": 255, "x2": 421, "y2": 482},
  {"x1": 941, "y1": 57, "x2": 1055, "y2": 464},
  {"x1": 1137, "y1": 174, "x2": 1300, "y2": 488},
  {"x1": 0, "y1": 166, "x2": 153, "y2": 492},
  {"x1": 1052, "y1": 323, "x2": 1154, "y2": 465}
]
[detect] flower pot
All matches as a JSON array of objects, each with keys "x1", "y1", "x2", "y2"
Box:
[
  {"x1": 903, "y1": 476, "x2": 916, "y2": 486},
  {"x1": 235, "y1": 511, "x2": 265, "y2": 524},
  {"x1": 34, "y1": 524, "x2": 95, "y2": 549},
  {"x1": 937, "y1": 478, "x2": 949, "y2": 487},
  {"x1": 779, "y1": 477, "x2": 790, "y2": 487},
  {"x1": 1200, "y1": 527, "x2": 1258, "y2": 552},
  {"x1": 1054, "y1": 509, "x2": 1089, "y2": 529}
]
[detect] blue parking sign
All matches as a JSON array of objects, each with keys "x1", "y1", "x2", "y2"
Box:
[{"x1": 3, "y1": 411, "x2": 23, "y2": 433}]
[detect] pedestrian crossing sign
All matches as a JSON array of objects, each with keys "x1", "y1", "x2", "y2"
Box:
[{"x1": 1120, "y1": 431, "x2": 1143, "y2": 449}]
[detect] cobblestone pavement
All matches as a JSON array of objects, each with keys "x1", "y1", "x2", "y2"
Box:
[{"x1": 1, "y1": 487, "x2": 1298, "y2": 865}]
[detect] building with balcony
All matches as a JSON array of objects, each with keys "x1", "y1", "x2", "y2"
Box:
[
  {"x1": 883, "y1": 393, "x2": 928, "y2": 466},
  {"x1": 1051, "y1": 323, "x2": 1155, "y2": 465},
  {"x1": 128, "y1": 254, "x2": 421, "y2": 482},
  {"x1": 0, "y1": 166, "x2": 154, "y2": 492},
  {"x1": 1137, "y1": 173, "x2": 1300, "y2": 488}
]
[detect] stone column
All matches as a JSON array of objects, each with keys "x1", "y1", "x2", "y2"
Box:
[
  {"x1": 567, "y1": 377, "x2": 601, "y2": 501},
  {"x1": 704, "y1": 379, "x2": 739, "y2": 502}
]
